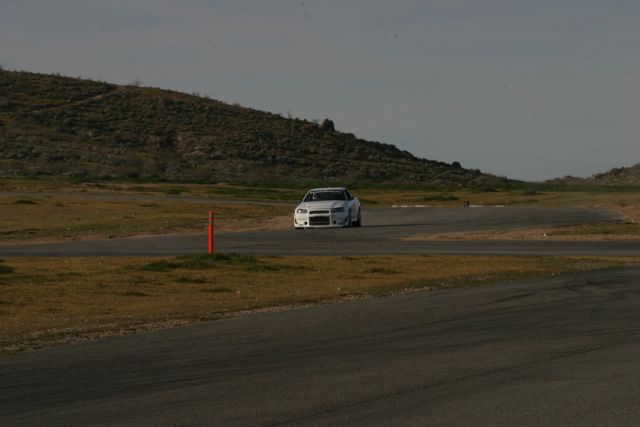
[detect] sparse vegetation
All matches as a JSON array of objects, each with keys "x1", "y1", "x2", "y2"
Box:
[
  {"x1": 1, "y1": 255, "x2": 637, "y2": 354},
  {"x1": 0, "y1": 264, "x2": 15, "y2": 274},
  {"x1": 0, "y1": 69, "x2": 506, "y2": 188},
  {"x1": 175, "y1": 275, "x2": 208, "y2": 284},
  {"x1": 547, "y1": 222, "x2": 640, "y2": 237},
  {"x1": 365, "y1": 268, "x2": 399, "y2": 274},
  {"x1": 422, "y1": 193, "x2": 460, "y2": 202},
  {"x1": 3, "y1": 177, "x2": 640, "y2": 242},
  {"x1": 549, "y1": 164, "x2": 640, "y2": 186},
  {"x1": 141, "y1": 254, "x2": 264, "y2": 272},
  {"x1": 511, "y1": 190, "x2": 544, "y2": 196},
  {"x1": 0, "y1": 193, "x2": 290, "y2": 241}
]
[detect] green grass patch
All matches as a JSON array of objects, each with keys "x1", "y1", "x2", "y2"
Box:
[
  {"x1": 141, "y1": 260, "x2": 182, "y2": 272},
  {"x1": 201, "y1": 286, "x2": 234, "y2": 293},
  {"x1": 13, "y1": 199, "x2": 38, "y2": 205},
  {"x1": 179, "y1": 254, "x2": 258, "y2": 269},
  {"x1": 0, "y1": 265, "x2": 14, "y2": 274},
  {"x1": 120, "y1": 291, "x2": 147, "y2": 297},
  {"x1": 176, "y1": 275, "x2": 208, "y2": 284},
  {"x1": 162, "y1": 188, "x2": 186, "y2": 195},
  {"x1": 505, "y1": 198, "x2": 539, "y2": 205},
  {"x1": 366, "y1": 268, "x2": 400, "y2": 274},
  {"x1": 359, "y1": 199, "x2": 380, "y2": 205},
  {"x1": 512, "y1": 190, "x2": 544, "y2": 196},
  {"x1": 7, "y1": 273, "x2": 54, "y2": 285},
  {"x1": 141, "y1": 254, "x2": 259, "y2": 272},
  {"x1": 422, "y1": 194, "x2": 460, "y2": 202},
  {"x1": 246, "y1": 263, "x2": 284, "y2": 272},
  {"x1": 471, "y1": 187, "x2": 499, "y2": 193}
]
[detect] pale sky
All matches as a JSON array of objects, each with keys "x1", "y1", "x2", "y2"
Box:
[{"x1": 2, "y1": 0, "x2": 640, "y2": 180}]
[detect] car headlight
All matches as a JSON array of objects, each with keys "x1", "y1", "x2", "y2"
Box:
[
  {"x1": 331, "y1": 207, "x2": 345, "y2": 213},
  {"x1": 296, "y1": 208, "x2": 308, "y2": 214}
]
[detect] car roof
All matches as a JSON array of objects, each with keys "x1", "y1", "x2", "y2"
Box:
[{"x1": 307, "y1": 187, "x2": 348, "y2": 192}]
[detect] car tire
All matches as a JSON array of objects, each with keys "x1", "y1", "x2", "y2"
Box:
[
  {"x1": 354, "y1": 209, "x2": 362, "y2": 227},
  {"x1": 346, "y1": 209, "x2": 352, "y2": 227}
]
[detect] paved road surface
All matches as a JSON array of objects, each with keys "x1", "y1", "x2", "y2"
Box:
[
  {"x1": 3, "y1": 268, "x2": 640, "y2": 425},
  {"x1": 3, "y1": 206, "x2": 638, "y2": 256}
]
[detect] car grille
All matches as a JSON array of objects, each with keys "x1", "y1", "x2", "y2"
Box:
[
  {"x1": 310, "y1": 210, "x2": 330, "y2": 214},
  {"x1": 309, "y1": 216, "x2": 330, "y2": 226}
]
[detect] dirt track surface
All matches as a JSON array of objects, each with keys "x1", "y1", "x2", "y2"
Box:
[
  {"x1": 4, "y1": 267, "x2": 640, "y2": 425},
  {"x1": 2, "y1": 206, "x2": 638, "y2": 257}
]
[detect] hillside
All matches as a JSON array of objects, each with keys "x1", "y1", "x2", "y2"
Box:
[
  {"x1": 547, "y1": 164, "x2": 640, "y2": 187},
  {"x1": 586, "y1": 164, "x2": 640, "y2": 186},
  {"x1": 0, "y1": 69, "x2": 507, "y2": 187}
]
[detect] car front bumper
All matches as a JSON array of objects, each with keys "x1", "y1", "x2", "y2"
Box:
[{"x1": 294, "y1": 211, "x2": 349, "y2": 228}]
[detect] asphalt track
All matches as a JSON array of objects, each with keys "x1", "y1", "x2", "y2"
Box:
[
  {"x1": 4, "y1": 267, "x2": 640, "y2": 426},
  {"x1": 3, "y1": 206, "x2": 640, "y2": 257},
  {"x1": 4, "y1": 206, "x2": 640, "y2": 426}
]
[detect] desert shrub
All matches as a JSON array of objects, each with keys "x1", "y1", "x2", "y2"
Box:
[{"x1": 0, "y1": 262, "x2": 15, "y2": 274}]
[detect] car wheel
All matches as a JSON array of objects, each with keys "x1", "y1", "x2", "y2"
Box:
[
  {"x1": 346, "y1": 209, "x2": 352, "y2": 227},
  {"x1": 354, "y1": 209, "x2": 362, "y2": 227}
]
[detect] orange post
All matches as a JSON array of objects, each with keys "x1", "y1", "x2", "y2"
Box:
[{"x1": 208, "y1": 211, "x2": 215, "y2": 255}]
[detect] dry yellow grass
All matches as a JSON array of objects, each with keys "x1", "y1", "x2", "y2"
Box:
[
  {"x1": 365, "y1": 188, "x2": 640, "y2": 240},
  {"x1": 361, "y1": 188, "x2": 640, "y2": 220},
  {"x1": 0, "y1": 178, "x2": 301, "y2": 201},
  {"x1": 0, "y1": 196, "x2": 290, "y2": 242},
  {"x1": 3, "y1": 178, "x2": 640, "y2": 241},
  {"x1": 406, "y1": 223, "x2": 640, "y2": 241},
  {"x1": 1, "y1": 254, "x2": 637, "y2": 354}
]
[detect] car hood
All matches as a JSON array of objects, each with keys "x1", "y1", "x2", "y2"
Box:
[{"x1": 297, "y1": 201, "x2": 347, "y2": 211}]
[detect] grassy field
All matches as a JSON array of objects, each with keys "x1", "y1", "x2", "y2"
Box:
[
  {"x1": 0, "y1": 178, "x2": 300, "y2": 242},
  {"x1": 4, "y1": 177, "x2": 640, "y2": 208},
  {"x1": 546, "y1": 222, "x2": 640, "y2": 237},
  {"x1": 2, "y1": 178, "x2": 640, "y2": 354},
  {"x1": 2, "y1": 178, "x2": 640, "y2": 242},
  {"x1": 0, "y1": 196, "x2": 291, "y2": 241},
  {"x1": 363, "y1": 188, "x2": 640, "y2": 221},
  {"x1": 1, "y1": 254, "x2": 637, "y2": 354},
  {"x1": 0, "y1": 178, "x2": 304, "y2": 201}
]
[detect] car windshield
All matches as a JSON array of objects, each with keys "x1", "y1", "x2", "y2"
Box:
[{"x1": 303, "y1": 190, "x2": 346, "y2": 202}]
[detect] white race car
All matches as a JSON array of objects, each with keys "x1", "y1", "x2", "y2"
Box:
[{"x1": 294, "y1": 187, "x2": 362, "y2": 229}]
